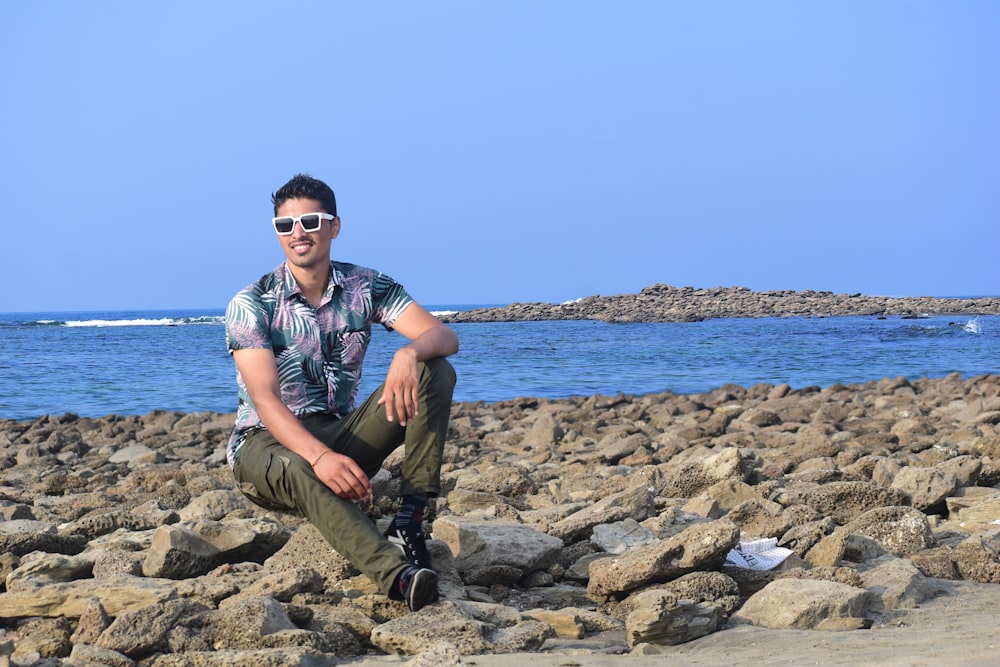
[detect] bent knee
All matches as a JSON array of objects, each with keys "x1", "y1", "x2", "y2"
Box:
[{"x1": 421, "y1": 357, "x2": 457, "y2": 390}]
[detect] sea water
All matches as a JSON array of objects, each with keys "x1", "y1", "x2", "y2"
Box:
[{"x1": 0, "y1": 308, "x2": 997, "y2": 421}]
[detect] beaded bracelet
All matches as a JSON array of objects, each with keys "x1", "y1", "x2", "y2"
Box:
[{"x1": 311, "y1": 449, "x2": 331, "y2": 467}]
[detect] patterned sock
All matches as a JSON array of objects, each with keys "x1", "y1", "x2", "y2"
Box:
[{"x1": 395, "y1": 494, "x2": 428, "y2": 529}]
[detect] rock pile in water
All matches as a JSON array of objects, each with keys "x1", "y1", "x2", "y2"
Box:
[
  {"x1": 439, "y1": 284, "x2": 1000, "y2": 323},
  {"x1": 2, "y1": 373, "x2": 1000, "y2": 665}
]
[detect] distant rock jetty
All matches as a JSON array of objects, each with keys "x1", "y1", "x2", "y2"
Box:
[{"x1": 440, "y1": 285, "x2": 1000, "y2": 324}]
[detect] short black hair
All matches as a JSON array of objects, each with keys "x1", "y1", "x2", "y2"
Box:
[{"x1": 272, "y1": 174, "x2": 337, "y2": 217}]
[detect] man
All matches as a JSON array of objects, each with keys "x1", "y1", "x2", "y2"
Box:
[{"x1": 224, "y1": 173, "x2": 458, "y2": 612}]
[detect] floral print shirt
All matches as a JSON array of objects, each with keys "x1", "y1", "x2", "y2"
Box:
[{"x1": 224, "y1": 260, "x2": 412, "y2": 466}]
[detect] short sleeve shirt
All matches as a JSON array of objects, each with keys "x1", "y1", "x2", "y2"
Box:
[{"x1": 224, "y1": 260, "x2": 413, "y2": 466}]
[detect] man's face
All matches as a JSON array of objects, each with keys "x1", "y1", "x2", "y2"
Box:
[{"x1": 274, "y1": 197, "x2": 340, "y2": 270}]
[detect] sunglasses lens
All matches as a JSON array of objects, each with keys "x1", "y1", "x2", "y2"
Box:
[
  {"x1": 273, "y1": 218, "x2": 294, "y2": 234},
  {"x1": 300, "y1": 214, "x2": 321, "y2": 231}
]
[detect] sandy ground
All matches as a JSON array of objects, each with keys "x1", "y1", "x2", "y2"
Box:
[{"x1": 342, "y1": 579, "x2": 1000, "y2": 667}]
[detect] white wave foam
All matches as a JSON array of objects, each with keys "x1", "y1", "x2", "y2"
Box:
[
  {"x1": 59, "y1": 314, "x2": 225, "y2": 328},
  {"x1": 65, "y1": 318, "x2": 180, "y2": 328},
  {"x1": 964, "y1": 317, "x2": 983, "y2": 334},
  {"x1": 430, "y1": 310, "x2": 459, "y2": 318}
]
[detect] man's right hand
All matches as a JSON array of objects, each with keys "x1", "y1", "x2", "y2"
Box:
[{"x1": 313, "y1": 450, "x2": 372, "y2": 500}]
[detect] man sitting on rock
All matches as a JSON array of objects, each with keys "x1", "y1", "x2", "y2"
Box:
[{"x1": 223, "y1": 173, "x2": 458, "y2": 611}]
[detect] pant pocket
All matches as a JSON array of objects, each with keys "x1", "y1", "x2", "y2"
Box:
[{"x1": 235, "y1": 452, "x2": 294, "y2": 512}]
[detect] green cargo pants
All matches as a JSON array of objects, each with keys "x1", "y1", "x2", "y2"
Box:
[{"x1": 232, "y1": 357, "x2": 456, "y2": 595}]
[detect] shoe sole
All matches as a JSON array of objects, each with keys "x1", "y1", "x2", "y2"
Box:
[{"x1": 406, "y1": 568, "x2": 440, "y2": 611}]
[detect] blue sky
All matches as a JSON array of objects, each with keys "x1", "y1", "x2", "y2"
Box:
[{"x1": 2, "y1": 2, "x2": 997, "y2": 312}]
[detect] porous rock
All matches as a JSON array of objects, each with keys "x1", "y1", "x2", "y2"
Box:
[
  {"x1": 433, "y1": 516, "x2": 563, "y2": 575},
  {"x1": 370, "y1": 599, "x2": 553, "y2": 656},
  {"x1": 2, "y1": 370, "x2": 1000, "y2": 662},
  {"x1": 843, "y1": 505, "x2": 936, "y2": 556},
  {"x1": 142, "y1": 524, "x2": 221, "y2": 579},
  {"x1": 95, "y1": 598, "x2": 202, "y2": 658},
  {"x1": 625, "y1": 590, "x2": 723, "y2": 647},
  {"x1": 857, "y1": 556, "x2": 942, "y2": 610},
  {"x1": 587, "y1": 519, "x2": 739, "y2": 598},
  {"x1": 0, "y1": 577, "x2": 178, "y2": 619},
  {"x1": 733, "y1": 578, "x2": 870, "y2": 630},
  {"x1": 890, "y1": 466, "x2": 958, "y2": 511},
  {"x1": 547, "y1": 483, "x2": 655, "y2": 542}
]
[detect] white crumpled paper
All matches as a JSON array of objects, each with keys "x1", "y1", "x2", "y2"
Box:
[{"x1": 725, "y1": 537, "x2": 793, "y2": 570}]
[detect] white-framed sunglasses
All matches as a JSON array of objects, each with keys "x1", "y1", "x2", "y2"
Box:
[{"x1": 272, "y1": 212, "x2": 335, "y2": 235}]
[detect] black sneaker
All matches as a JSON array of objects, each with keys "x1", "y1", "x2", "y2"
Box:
[
  {"x1": 399, "y1": 566, "x2": 439, "y2": 611},
  {"x1": 385, "y1": 521, "x2": 433, "y2": 570}
]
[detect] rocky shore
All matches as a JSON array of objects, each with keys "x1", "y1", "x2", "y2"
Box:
[
  {"x1": 2, "y1": 372, "x2": 1000, "y2": 666},
  {"x1": 439, "y1": 284, "x2": 1000, "y2": 323}
]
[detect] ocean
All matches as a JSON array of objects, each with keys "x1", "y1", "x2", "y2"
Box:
[{"x1": 0, "y1": 308, "x2": 997, "y2": 422}]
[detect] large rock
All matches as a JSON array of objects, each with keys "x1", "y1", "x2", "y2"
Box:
[
  {"x1": 890, "y1": 467, "x2": 958, "y2": 510},
  {"x1": 263, "y1": 523, "x2": 357, "y2": 583},
  {"x1": 59, "y1": 509, "x2": 159, "y2": 538},
  {"x1": 807, "y1": 529, "x2": 888, "y2": 567},
  {"x1": 953, "y1": 495, "x2": 1000, "y2": 533},
  {"x1": 858, "y1": 556, "x2": 941, "y2": 610},
  {"x1": 214, "y1": 596, "x2": 299, "y2": 649},
  {"x1": 70, "y1": 643, "x2": 137, "y2": 667},
  {"x1": 547, "y1": 483, "x2": 655, "y2": 542},
  {"x1": 951, "y1": 528, "x2": 1000, "y2": 583},
  {"x1": 401, "y1": 640, "x2": 465, "y2": 667},
  {"x1": 587, "y1": 520, "x2": 739, "y2": 598},
  {"x1": 146, "y1": 648, "x2": 336, "y2": 666},
  {"x1": 591, "y1": 518, "x2": 658, "y2": 554},
  {"x1": 191, "y1": 517, "x2": 291, "y2": 564},
  {"x1": 178, "y1": 490, "x2": 250, "y2": 522},
  {"x1": 4, "y1": 552, "x2": 94, "y2": 590},
  {"x1": 733, "y1": 578, "x2": 870, "y2": 630},
  {"x1": 521, "y1": 412, "x2": 564, "y2": 450},
  {"x1": 370, "y1": 599, "x2": 553, "y2": 655},
  {"x1": 96, "y1": 599, "x2": 202, "y2": 658},
  {"x1": 843, "y1": 506, "x2": 935, "y2": 556},
  {"x1": 143, "y1": 524, "x2": 221, "y2": 579},
  {"x1": 234, "y1": 568, "x2": 325, "y2": 602},
  {"x1": 0, "y1": 577, "x2": 178, "y2": 618},
  {"x1": 7, "y1": 616, "x2": 73, "y2": 660},
  {"x1": 520, "y1": 608, "x2": 586, "y2": 639},
  {"x1": 656, "y1": 449, "x2": 758, "y2": 498},
  {"x1": 433, "y1": 516, "x2": 563, "y2": 577},
  {"x1": 0, "y1": 520, "x2": 88, "y2": 557},
  {"x1": 625, "y1": 590, "x2": 723, "y2": 646},
  {"x1": 778, "y1": 481, "x2": 908, "y2": 525}
]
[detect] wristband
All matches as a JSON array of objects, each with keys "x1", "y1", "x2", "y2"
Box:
[{"x1": 311, "y1": 449, "x2": 331, "y2": 467}]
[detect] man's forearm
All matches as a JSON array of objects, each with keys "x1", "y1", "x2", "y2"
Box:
[
  {"x1": 403, "y1": 324, "x2": 459, "y2": 362},
  {"x1": 253, "y1": 394, "x2": 329, "y2": 465}
]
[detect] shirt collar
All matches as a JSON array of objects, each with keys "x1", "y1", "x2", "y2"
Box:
[
  {"x1": 278, "y1": 261, "x2": 342, "y2": 305},
  {"x1": 325, "y1": 263, "x2": 344, "y2": 302}
]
